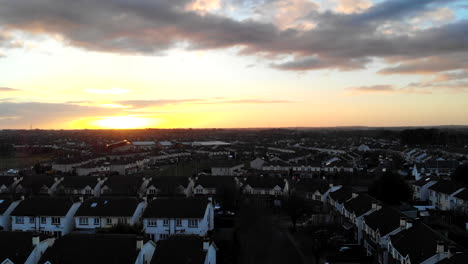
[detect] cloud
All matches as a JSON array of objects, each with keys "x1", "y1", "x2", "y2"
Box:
[
  {"x1": 86, "y1": 88, "x2": 130, "y2": 95},
  {"x1": 335, "y1": 0, "x2": 372, "y2": 14},
  {"x1": 346, "y1": 84, "x2": 396, "y2": 93},
  {"x1": 0, "y1": 87, "x2": 22, "y2": 92},
  {"x1": 0, "y1": 0, "x2": 465, "y2": 73}
]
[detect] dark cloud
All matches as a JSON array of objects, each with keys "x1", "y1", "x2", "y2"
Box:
[{"x1": 0, "y1": 0, "x2": 466, "y2": 73}]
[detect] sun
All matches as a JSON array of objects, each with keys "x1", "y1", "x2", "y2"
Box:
[{"x1": 95, "y1": 115, "x2": 152, "y2": 129}]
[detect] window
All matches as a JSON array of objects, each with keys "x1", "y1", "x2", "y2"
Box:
[
  {"x1": 196, "y1": 188, "x2": 203, "y2": 194},
  {"x1": 160, "y1": 234, "x2": 169, "y2": 240},
  {"x1": 16, "y1": 216, "x2": 24, "y2": 224},
  {"x1": 149, "y1": 188, "x2": 157, "y2": 195},
  {"x1": 275, "y1": 190, "x2": 282, "y2": 196},
  {"x1": 163, "y1": 219, "x2": 169, "y2": 227},
  {"x1": 52, "y1": 217, "x2": 61, "y2": 225},
  {"x1": 85, "y1": 189, "x2": 92, "y2": 195},
  {"x1": 118, "y1": 218, "x2": 128, "y2": 224},
  {"x1": 79, "y1": 217, "x2": 88, "y2": 225},
  {"x1": 41, "y1": 217, "x2": 47, "y2": 224},
  {"x1": 314, "y1": 195, "x2": 321, "y2": 200},
  {"x1": 188, "y1": 219, "x2": 198, "y2": 228},
  {"x1": 106, "y1": 218, "x2": 113, "y2": 225},
  {"x1": 53, "y1": 231, "x2": 62, "y2": 238},
  {"x1": 29, "y1": 217, "x2": 35, "y2": 224},
  {"x1": 176, "y1": 219, "x2": 182, "y2": 227},
  {"x1": 94, "y1": 218, "x2": 100, "y2": 225},
  {"x1": 148, "y1": 219, "x2": 157, "y2": 227}
]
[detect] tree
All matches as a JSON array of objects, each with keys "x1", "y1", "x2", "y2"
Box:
[
  {"x1": 369, "y1": 171, "x2": 411, "y2": 205},
  {"x1": 452, "y1": 164, "x2": 468, "y2": 185}
]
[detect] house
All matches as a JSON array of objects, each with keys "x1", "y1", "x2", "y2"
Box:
[
  {"x1": 75, "y1": 160, "x2": 111, "y2": 176},
  {"x1": 143, "y1": 197, "x2": 214, "y2": 241},
  {"x1": 290, "y1": 159, "x2": 322, "y2": 176},
  {"x1": 106, "y1": 140, "x2": 133, "y2": 153},
  {"x1": 100, "y1": 176, "x2": 148, "y2": 197},
  {"x1": 151, "y1": 235, "x2": 216, "y2": 264},
  {"x1": 192, "y1": 176, "x2": 238, "y2": 196},
  {"x1": 241, "y1": 177, "x2": 289, "y2": 196},
  {"x1": 10, "y1": 196, "x2": 81, "y2": 237},
  {"x1": 211, "y1": 161, "x2": 245, "y2": 176},
  {"x1": 15, "y1": 176, "x2": 57, "y2": 196},
  {"x1": 145, "y1": 176, "x2": 193, "y2": 197},
  {"x1": 0, "y1": 231, "x2": 54, "y2": 264},
  {"x1": 412, "y1": 176, "x2": 438, "y2": 201},
  {"x1": 261, "y1": 160, "x2": 291, "y2": 172},
  {"x1": 39, "y1": 234, "x2": 155, "y2": 264},
  {"x1": 0, "y1": 176, "x2": 22, "y2": 193},
  {"x1": 74, "y1": 197, "x2": 146, "y2": 232},
  {"x1": 0, "y1": 196, "x2": 21, "y2": 231},
  {"x1": 342, "y1": 194, "x2": 381, "y2": 244},
  {"x1": 132, "y1": 141, "x2": 157, "y2": 150},
  {"x1": 293, "y1": 179, "x2": 336, "y2": 202},
  {"x1": 109, "y1": 156, "x2": 150, "y2": 175},
  {"x1": 388, "y1": 223, "x2": 456, "y2": 264},
  {"x1": 54, "y1": 176, "x2": 106, "y2": 197},
  {"x1": 250, "y1": 157, "x2": 266, "y2": 170},
  {"x1": 428, "y1": 180, "x2": 465, "y2": 210},
  {"x1": 436, "y1": 252, "x2": 468, "y2": 264},
  {"x1": 327, "y1": 186, "x2": 353, "y2": 214},
  {"x1": 452, "y1": 189, "x2": 468, "y2": 214},
  {"x1": 362, "y1": 207, "x2": 406, "y2": 263}
]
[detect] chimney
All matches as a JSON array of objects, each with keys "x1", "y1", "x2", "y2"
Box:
[
  {"x1": 32, "y1": 234, "x2": 40, "y2": 246},
  {"x1": 136, "y1": 236, "x2": 144, "y2": 250},
  {"x1": 406, "y1": 219, "x2": 413, "y2": 229},
  {"x1": 436, "y1": 241, "x2": 445, "y2": 254},
  {"x1": 329, "y1": 184, "x2": 333, "y2": 189},
  {"x1": 203, "y1": 239, "x2": 210, "y2": 251},
  {"x1": 207, "y1": 197, "x2": 213, "y2": 203},
  {"x1": 448, "y1": 245, "x2": 456, "y2": 259},
  {"x1": 20, "y1": 195, "x2": 25, "y2": 200},
  {"x1": 371, "y1": 201, "x2": 382, "y2": 210},
  {"x1": 142, "y1": 197, "x2": 147, "y2": 202},
  {"x1": 79, "y1": 196, "x2": 84, "y2": 202},
  {"x1": 399, "y1": 217, "x2": 407, "y2": 228},
  {"x1": 352, "y1": 193, "x2": 358, "y2": 199}
]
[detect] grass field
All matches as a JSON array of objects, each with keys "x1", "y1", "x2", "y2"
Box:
[{"x1": 0, "y1": 154, "x2": 53, "y2": 170}]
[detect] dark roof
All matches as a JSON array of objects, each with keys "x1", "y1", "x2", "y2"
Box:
[
  {"x1": 454, "y1": 189, "x2": 468, "y2": 201},
  {"x1": 329, "y1": 186, "x2": 352, "y2": 203},
  {"x1": 194, "y1": 176, "x2": 236, "y2": 189},
  {"x1": 294, "y1": 179, "x2": 329, "y2": 194},
  {"x1": 211, "y1": 160, "x2": 244, "y2": 168},
  {"x1": 436, "y1": 252, "x2": 468, "y2": 264},
  {"x1": 0, "y1": 231, "x2": 42, "y2": 263},
  {"x1": 0, "y1": 176, "x2": 16, "y2": 187},
  {"x1": 39, "y1": 234, "x2": 140, "y2": 264},
  {"x1": 364, "y1": 207, "x2": 403, "y2": 236},
  {"x1": 58, "y1": 176, "x2": 99, "y2": 189},
  {"x1": 16, "y1": 175, "x2": 56, "y2": 193},
  {"x1": 428, "y1": 180, "x2": 464, "y2": 195},
  {"x1": 413, "y1": 176, "x2": 438, "y2": 187},
  {"x1": 343, "y1": 194, "x2": 380, "y2": 217},
  {"x1": 102, "y1": 176, "x2": 143, "y2": 196},
  {"x1": 151, "y1": 235, "x2": 207, "y2": 264},
  {"x1": 390, "y1": 223, "x2": 451, "y2": 263},
  {"x1": 244, "y1": 177, "x2": 285, "y2": 189},
  {"x1": 143, "y1": 197, "x2": 209, "y2": 219},
  {"x1": 149, "y1": 176, "x2": 190, "y2": 188},
  {"x1": 11, "y1": 196, "x2": 74, "y2": 216},
  {"x1": 0, "y1": 196, "x2": 15, "y2": 215},
  {"x1": 75, "y1": 197, "x2": 140, "y2": 217}
]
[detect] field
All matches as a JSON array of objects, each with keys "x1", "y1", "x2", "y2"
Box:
[{"x1": 0, "y1": 154, "x2": 53, "y2": 170}]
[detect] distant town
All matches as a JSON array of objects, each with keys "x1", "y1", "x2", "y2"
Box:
[{"x1": 1, "y1": 127, "x2": 468, "y2": 264}]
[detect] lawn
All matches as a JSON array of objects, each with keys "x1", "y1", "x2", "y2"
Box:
[{"x1": 0, "y1": 154, "x2": 53, "y2": 170}]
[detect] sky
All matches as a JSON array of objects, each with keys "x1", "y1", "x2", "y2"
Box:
[{"x1": 0, "y1": 0, "x2": 468, "y2": 129}]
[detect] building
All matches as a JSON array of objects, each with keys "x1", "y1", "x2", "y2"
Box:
[
  {"x1": 39, "y1": 234, "x2": 155, "y2": 264},
  {"x1": 241, "y1": 177, "x2": 289, "y2": 196},
  {"x1": 342, "y1": 194, "x2": 381, "y2": 244},
  {"x1": 428, "y1": 180, "x2": 465, "y2": 210},
  {"x1": 11, "y1": 196, "x2": 81, "y2": 237},
  {"x1": 145, "y1": 176, "x2": 193, "y2": 197},
  {"x1": 74, "y1": 197, "x2": 146, "y2": 232},
  {"x1": 0, "y1": 196, "x2": 21, "y2": 231},
  {"x1": 211, "y1": 161, "x2": 245, "y2": 176},
  {"x1": 143, "y1": 197, "x2": 214, "y2": 241},
  {"x1": 54, "y1": 176, "x2": 106, "y2": 197},
  {"x1": 151, "y1": 235, "x2": 216, "y2": 264},
  {"x1": 412, "y1": 176, "x2": 438, "y2": 201},
  {"x1": 0, "y1": 231, "x2": 54, "y2": 264}
]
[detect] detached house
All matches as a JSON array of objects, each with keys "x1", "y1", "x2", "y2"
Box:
[
  {"x1": 428, "y1": 180, "x2": 465, "y2": 210},
  {"x1": 74, "y1": 197, "x2": 146, "y2": 232},
  {"x1": 11, "y1": 196, "x2": 81, "y2": 237},
  {"x1": 151, "y1": 235, "x2": 217, "y2": 264},
  {"x1": 39, "y1": 234, "x2": 155, "y2": 264},
  {"x1": 0, "y1": 231, "x2": 54, "y2": 264},
  {"x1": 143, "y1": 197, "x2": 214, "y2": 241}
]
